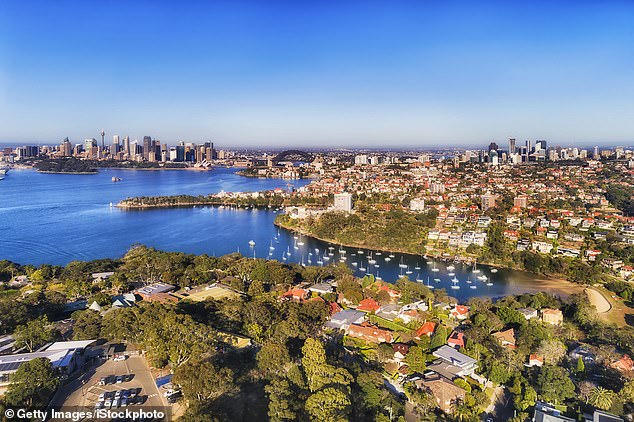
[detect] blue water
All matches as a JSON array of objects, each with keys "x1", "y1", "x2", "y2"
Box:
[{"x1": 0, "y1": 168, "x2": 566, "y2": 300}]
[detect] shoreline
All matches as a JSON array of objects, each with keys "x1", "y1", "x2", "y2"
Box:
[
  {"x1": 37, "y1": 170, "x2": 98, "y2": 175},
  {"x1": 274, "y1": 219, "x2": 587, "y2": 297}
]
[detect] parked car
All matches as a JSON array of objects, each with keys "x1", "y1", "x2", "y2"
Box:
[
  {"x1": 99, "y1": 377, "x2": 108, "y2": 386},
  {"x1": 114, "y1": 390, "x2": 122, "y2": 400},
  {"x1": 116, "y1": 376, "x2": 124, "y2": 384},
  {"x1": 113, "y1": 354, "x2": 126, "y2": 362},
  {"x1": 95, "y1": 401, "x2": 104, "y2": 410},
  {"x1": 104, "y1": 399, "x2": 112, "y2": 409}
]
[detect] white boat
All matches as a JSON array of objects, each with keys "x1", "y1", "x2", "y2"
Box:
[
  {"x1": 359, "y1": 266, "x2": 366, "y2": 272},
  {"x1": 470, "y1": 285, "x2": 477, "y2": 289},
  {"x1": 376, "y1": 270, "x2": 382, "y2": 280},
  {"x1": 248, "y1": 240, "x2": 256, "y2": 247},
  {"x1": 315, "y1": 248, "x2": 320, "y2": 253},
  {"x1": 425, "y1": 276, "x2": 434, "y2": 289},
  {"x1": 298, "y1": 241, "x2": 304, "y2": 246},
  {"x1": 374, "y1": 264, "x2": 379, "y2": 268},
  {"x1": 398, "y1": 257, "x2": 407, "y2": 269},
  {"x1": 472, "y1": 260, "x2": 481, "y2": 274},
  {"x1": 434, "y1": 278, "x2": 441, "y2": 282},
  {"x1": 447, "y1": 272, "x2": 455, "y2": 277},
  {"x1": 385, "y1": 257, "x2": 391, "y2": 262},
  {"x1": 317, "y1": 258, "x2": 323, "y2": 265},
  {"x1": 323, "y1": 256, "x2": 330, "y2": 261},
  {"x1": 375, "y1": 252, "x2": 382, "y2": 256},
  {"x1": 486, "y1": 282, "x2": 493, "y2": 286},
  {"x1": 447, "y1": 265, "x2": 455, "y2": 271},
  {"x1": 357, "y1": 250, "x2": 364, "y2": 254},
  {"x1": 405, "y1": 266, "x2": 413, "y2": 275},
  {"x1": 416, "y1": 273, "x2": 423, "y2": 282},
  {"x1": 491, "y1": 268, "x2": 498, "y2": 273},
  {"x1": 352, "y1": 262, "x2": 358, "y2": 266},
  {"x1": 452, "y1": 276, "x2": 459, "y2": 282},
  {"x1": 269, "y1": 241, "x2": 275, "y2": 251},
  {"x1": 389, "y1": 254, "x2": 395, "y2": 258},
  {"x1": 286, "y1": 247, "x2": 291, "y2": 256},
  {"x1": 339, "y1": 248, "x2": 345, "y2": 254},
  {"x1": 466, "y1": 278, "x2": 472, "y2": 284},
  {"x1": 414, "y1": 262, "x2": 421, "y2": 270}
]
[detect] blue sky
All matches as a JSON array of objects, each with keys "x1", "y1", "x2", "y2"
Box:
[{"x1": 1, "y1": 1, "x2": 633, "y2": 147}]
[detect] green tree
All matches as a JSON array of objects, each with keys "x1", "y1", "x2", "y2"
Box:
[
  {"x1": 72, "y1": 310, "x2": 102, "y2": 340},
  {"x1": 257, "y1": 340, "x2": 291, "y2": 376},
  {"x1": 535, "y1": 366, "x2": 575, "y2": 405},
  {"x1": 265, "y1": 377, "x2": 297, "y2": 421},
  {"x1": 305, "y1": 386, "x2": 351, "y2": 422},
  {"x1": 301, "y1": 338, "x2": 351, "y2": 392},
  {"x1": 576, "y1": 357, "x2": 585, "y2": 374},
  {"x1": 405, "y1": 345, "x2": 427, "y2": 373},
  {"x1": 173, "y1": 358, "x2": 235, "y2": 403},
  {"x1": 14, "y1": 316, "x2": 54, "y2": 352},
  {"x1": 430, "y1": 325, "x2": 448, "y2": 349},
  {"x1": 4, "y1": 357, "x2": 59, "y2": 409}
]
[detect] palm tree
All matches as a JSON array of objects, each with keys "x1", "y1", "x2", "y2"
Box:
[{"x1": 589, "y1": 386, "x2": 615, "y2": 411}]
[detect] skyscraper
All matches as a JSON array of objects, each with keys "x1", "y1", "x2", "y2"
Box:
[
  {"x1": 124, "y1": 136, "x2": 130, "y2": 156},
  {"x1": 143, "y1": 136, "x2": 152, "y2": 160},
  {"x1": 101, "y1": 129, "x2": 105, "y2": 150},
  {"x1": 481, "y1": 193, "x2": 496, "y2": 211},
  {"x1": 508, "y1": 138, "x2": 516, "y2": 155}
]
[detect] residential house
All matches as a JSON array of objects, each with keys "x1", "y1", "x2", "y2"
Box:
[
  {"x1": 392, "y1": 343, "x2": 410, "y2": 362},
  {"x1": 518, "y1": 308, "x2": 538, "y2": 320},
  {"x1": 533, "y1": 401, "x2": 575, "y2": 422},
  {"x1": 415, "y1": 321, "x2": 436, "y2": 339},
  {"x1": 541, "y1": 308, "x2": 563, "y2": 325},
  {"x1": 347, "y1": 324, "x2": 393, "y2": 344},
  {"x1": 415, "y1": 375, "x2": 466, "y2": 413},
  {"x1": 526, "y1": 354, "x2": 543, "y2": 367},
  {"x1": 447, "y1": 331, "x2": 465, "y2": 349},
  {"x1": 611, "y1": 354, "x2": 634, "y2": 374},
  {"x1": 308, "y1": 283, "x2": 333, "y2": 295},
  {"x1": 357, "y1": 298, "x2": 381, "y2": 313},
  {"x1": 325, "y1": 309, "x2": 365, "y2": 331},
  {"x1": 376, "y1": 304, "x2": 400, "y2": 321},
  {"x1": 570, "y1": 346, "x2": 595, "y2": 364},
  {"x1": 432, "y1": 345, "x2": 477, "y2": 377},
  {"x1": 493, "y1": 328, "x2": 516, "y2": 349},
  {"x1": 450, "y1": 305, "x2": 469, "y2": 320},
  {"x1": 281, "y1": 288, "x2": 309, "y2": 302}
]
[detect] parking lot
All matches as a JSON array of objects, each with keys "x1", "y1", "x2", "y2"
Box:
[{"x1": 54, "y1": 354, "x2": 166, "y2": 411}]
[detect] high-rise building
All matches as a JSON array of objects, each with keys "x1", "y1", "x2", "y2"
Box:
[
  {"x1": 112, "y1": 135, "x2": 120, "y2": 158},
  {"x1": 508, "y1": 138, "x2": 516, "y2": 156},
  {"x1": 61, "y1": 138, "x2": 72, "y2": 156},
  {"x1": 100, "y1": 129, "x2": 105, "y2": 150},
  {"x1": 593, "y1": 146, "x2": 600, "y2": 158},
  {"x1": 124, "y1": 136, "x2": 130, "y2": 156},
  {"x1": 481, "y1": 193, "x2": 496, "y2": 211},
  {"x1": 354, "y1": 154, "x2": 368, "y2": 165},
  {"x1": 333, "y1": 192, "x2": 353, "y2": 212},
  {"x1": 143, "y1": 136, "x2": 152, "y2": 160},
  {"x1": 488, "y1": 142, "x2": 498, "y2": 152}
]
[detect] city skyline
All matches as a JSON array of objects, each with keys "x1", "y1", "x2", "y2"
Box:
[{"x1": 2, "y1": 1, "x2": 634, "y2": 146}]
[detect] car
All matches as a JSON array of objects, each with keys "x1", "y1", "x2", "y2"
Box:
[
  {"x1": 98, "y1": 393, "x2": 106, "y2": 401},
  {"x1": 114, "y1": 390, "x2": 122, "y2": 399},
  {"x1": 120, "y1": 398, "x2": 128, "y2": 407},
  {"x1": 113, "y1": 354, "x2": 126, "y2": 362},
  {"x1": 116, "y1": 376, "x2": 124, "y2": 384},
  {"x1": 125, "y1": 374, "x2": 134, "y2": 382},
  {"x1": 94, "y1": 401, "x2": 104, "y2": 410},
  {"x1": 99, "y1": 377, "x2": 108, "y2": 386},
  {"x1": 106, "y1": 375, "x2": 116, "y2": 384},
  {"x1": 104, "y1": 399, "x2": 112, "y2": 409}
]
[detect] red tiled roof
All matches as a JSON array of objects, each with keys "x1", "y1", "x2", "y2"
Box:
[{"x1": 416, "y1": 321, "x2": 436, "y2": 338}]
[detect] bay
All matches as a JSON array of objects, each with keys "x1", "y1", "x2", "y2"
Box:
[{"x1": 0, "y1": 168, "x2": 576, "y2": 300}]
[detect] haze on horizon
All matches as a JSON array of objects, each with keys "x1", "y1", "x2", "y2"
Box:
[{"x1": 0, "y1": 1, "x2": 633, "y2": 148}]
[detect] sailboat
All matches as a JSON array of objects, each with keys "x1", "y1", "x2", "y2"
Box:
[
  {"x1": 385, "y1": 256, "x2": 391, "y2": 262},
  {"x1": 416, "y1": 273, "x2": 423, "y2": 282},
  {"x1": 405, "y1": 265, "x2": 413, "y2": 275},
  {"x1": 376, "y1": 270, "x2": 382, "y2": 280},
  {"x1": 472, "y1": 260, "x2": 481, "y2": 274},
  {"x1": 368, "y1": 253, "x2": 376, "y2": 265},
  {"x1": 248, "y1": 240, "x2": 256, "y2": 247},
  {"x1": 451, "y1": 278, "x2": 460, "y2": 290},
  {"x1": 294, "y1": 240, "x2": 299, "y2": 250},
  {"x1": 446, "y1": 264, "x2": 455, "y2": 271},
  {"x1": 431, "y1": 261, "x2": 440, "y2": 272},
  {"x1": 491, "y1": 268, "x2": 498, "y2": 273},
  {"x1": 414, "y1": 262, "x2": 421, "y2": 270},
  {"x1": 398, "y1": 257, "x2": 407, "y2": 269},
  {"x1": 426, "y1": 276, "x2": 434, "y2": 289},
  {"x1": 269, "y1": 240, "x2": 275, "y2": 251},
  {"x1": 286, "y1": 246, "x2": 291, "y2": 256}
]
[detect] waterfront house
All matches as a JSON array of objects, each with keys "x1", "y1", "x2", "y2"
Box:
[
  {"x1": 450, "y1": 305, "x2": 469, "y2": 320},
  {"x1": 308, "y1": 282, "x2": 333, "y2": 295},
  {"x1": 533, "y1": 401, "x2": 575, "y2": 422},
  {"x1": 540, "y1": 308, "x2": 563, "y2": 325},
  {"x1": 518, "y1": 308, "x2": 538, "y2": 320},
  {"x1": 376, "y1": 304, "x2": 400, "y2": 321}
]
